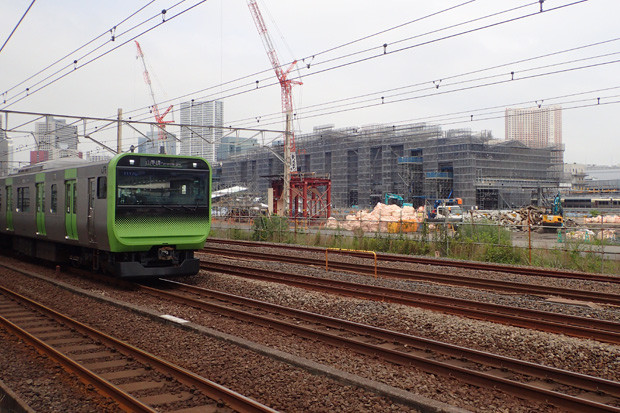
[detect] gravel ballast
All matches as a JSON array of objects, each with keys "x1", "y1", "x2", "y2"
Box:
[{"x1": 0, "y1": 248, "x2": 618, "y2": 412}]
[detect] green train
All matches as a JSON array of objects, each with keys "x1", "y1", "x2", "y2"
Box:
[{"x1": 0, "y1": 153, "x2": 211, "y2": 278}]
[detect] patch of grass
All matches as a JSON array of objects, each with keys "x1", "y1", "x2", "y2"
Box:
[{"x1": 212, "y1": 220, "x2": 620, "y2": 275}]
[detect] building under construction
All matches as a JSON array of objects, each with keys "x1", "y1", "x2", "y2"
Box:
[{"x1": 214, "y1": 123, "x2": 563, "y2": 211}]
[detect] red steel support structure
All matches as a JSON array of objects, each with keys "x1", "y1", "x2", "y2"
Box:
[{"x1": 271, "y1": 176, "x2": 331, "y2": 219}]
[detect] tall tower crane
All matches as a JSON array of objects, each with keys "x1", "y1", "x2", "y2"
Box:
[
  {"x1": 135, "y1": 40, "x2": 173, "y2": 151},
  {"x1": 247, "y1": 0, "x2": 302, "y2": 214}
]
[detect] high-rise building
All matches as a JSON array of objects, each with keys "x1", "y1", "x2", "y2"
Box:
[
  {"x1": 179, "y1": 100, "x2": 223, "y2": 163},
  {"x1": 137, "y1": 130, "x2": 177, "y2": 155},
  {"x1": 505, "y1": 105, "x2": 562, "y2": 148},
  {"x1": 217, "y1": 136, "x2": 257, "y2": 161},
  {"x1": 33, "y1": 116, "x2": 79, "y2": 162},
  {"x1": 0, "y1": 117, "x2": 13, "y2": 176}
]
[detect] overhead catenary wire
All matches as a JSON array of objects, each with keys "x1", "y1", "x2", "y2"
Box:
[
  {"x1": 229, "y1": 51, "x2": 620, "y2": 128},
  {"x1": 9, "y1": 35, "x2": 612, "y2": 154},
  {"x1": 0, "y1": 0, "x2": 37, "y2": 55},
  {"x1": 227, "y1": 37, "x2": 620, "y2": 126},
  {"x1": 113, "y1": 0, "x2": 482, "y2": 121},
  {"x1": 236, "y1": 57, "x2": 620, "y2": 129},
  {"x1": 5, "y1": 0, "x2": 577, "y2": 137},
  {"x1": 1, "y1": 0, "x2": 158, "y2": 99},
  {"x1": 0, "y1": 0, "x2": 604, "y2": 159},
  {"x1": 0, "y1": 0, "x2": 204, "y2": 109},
  {"x1": 2, "y1": 87, "x2": 618, "y2": 160},
  {"x1": 47, "y1": 38, "x2": 618, "y2": 153},
  {"x1": 116, "y1": 0, "x2": 593, "y2": 131}
]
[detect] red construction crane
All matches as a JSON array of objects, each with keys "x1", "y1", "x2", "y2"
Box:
[
  {"x1": 135, "y1": 40, "x2": 173, "y2": 146},
  {"x1": 247, "y1": 0, "x2": 302, "y2": 173}
]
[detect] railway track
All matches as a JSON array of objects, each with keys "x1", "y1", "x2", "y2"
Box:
[
  {"x1": 144, "y1": 278, "x2": 620, "y2": 413},
  {"x1": 0, "y1": 284, "x2": 276, "y2": 413},
  {"x1": 198, "y1": 260, "x2": 620, "y2": 344},
  {"x1": 203, "y1": 243, "x2": 620, "y2": 306},
  {"x1": 206, "y1": 238, "x2": 619, "y2": 284}
]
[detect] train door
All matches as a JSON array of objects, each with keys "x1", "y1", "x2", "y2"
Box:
[
  {"x1": 5, "y1": 185, "x2": 13, "y2": 231},
  {"x1": 87, "y1": 178, "x2": 96, "y2": 243},
  {"x1": 64, "y1": 180, "x2": 78, "y2": 240},
  {"x1": 35, "y1": 182, "x2": 46, "y2": 236}
]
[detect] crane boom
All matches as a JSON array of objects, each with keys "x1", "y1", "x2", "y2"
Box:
[
  {"x1": 135, "y1": 40, "x2": 173, "y2": 146},
  {"x1": 247, "y1": 0, "x2": 301, "y2": 173}
]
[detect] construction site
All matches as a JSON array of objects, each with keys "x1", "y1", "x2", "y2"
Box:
[{"x1": 213, "y1": 122, "x2": 563, "y2": 215}]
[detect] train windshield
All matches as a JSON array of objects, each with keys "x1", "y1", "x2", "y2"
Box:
[{"x1": 116, "y1": 168, "x2": 209, "y2": 211}]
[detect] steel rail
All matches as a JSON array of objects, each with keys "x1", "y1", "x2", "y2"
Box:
[
  {"x1": 145, "y1": 279, "x2": 620, "y2": 413},
  {"x1": 199, "y1": 261, "x2": 620, "y2": 344},
  {"x1": 202, "y1": 245, "x2": 620, "y2": 306},
  {"x1": 0, "y1": 314, "x2": 158, "y2": 413},
  {"x1": 206, "y1": 238, "x2": 620, "y2": 283},
  {"x1": 0, "y1": 284, "x2": 277, "y2": 413},
  {"x1": 159, "y1": 279, "x2": 620, "y2": 397}
]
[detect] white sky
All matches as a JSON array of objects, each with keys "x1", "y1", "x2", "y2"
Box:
[{"x1": 0, "y1": 0, "x2": 618, "y2": 165}]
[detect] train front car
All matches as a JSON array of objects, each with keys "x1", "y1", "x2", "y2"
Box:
[{"x1": 107, "y1": 154, "x2": 211, "y2": 277}]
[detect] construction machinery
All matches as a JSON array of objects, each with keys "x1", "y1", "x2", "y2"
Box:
[
  {"x1": 542, "y1": 192, "x2": 564, "y2": 231},
  {"x1": 426, "y1": 198, "x2": 464, "y2": 222},
  {"x1": 384, "y1": 193, "x2": 412, "y2": 208},
  {"x1": 135, "y1": 40, "x2": 173, "y2": 152},
  {"x1": 247, "y1": 0, "x2": 302, "y2": 215}
]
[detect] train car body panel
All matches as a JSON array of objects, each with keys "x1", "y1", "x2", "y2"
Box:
[
  {"x1": 107, "y1": 154, "x2": 211, "y2": 252},
  {"x1": 3, "y1": 178, "x2": 13, "y2": 231},
  {"x1": 0, "y1": 154, "x2": 211, "y2": 278}
]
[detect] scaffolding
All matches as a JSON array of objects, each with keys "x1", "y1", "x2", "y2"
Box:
[{"x1": 216, "y1": 122, "x2": 562, "y2": 211}]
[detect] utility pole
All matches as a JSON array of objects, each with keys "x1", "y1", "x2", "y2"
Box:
[
  {"x1": 116, "y1": 108, "x2": 122, "y2": 153},
  {"x1": 283, "y1": 113, "x2": 292, "y2": 214}
]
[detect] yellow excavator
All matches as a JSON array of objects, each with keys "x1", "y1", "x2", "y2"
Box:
[{"x1": 542, "y1": 193, "x2": 563, "y2": 231}]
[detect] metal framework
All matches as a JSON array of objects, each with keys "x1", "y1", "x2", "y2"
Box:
[
  {"x1": 218, "y1": 122, "x2": 563, "y2": 211},
  {"x1": 247, "y1": 0, "x2": 302, "y2": 215},
  {"x1": 134, "y1": 41, "x2": 173, "y2": 143}
]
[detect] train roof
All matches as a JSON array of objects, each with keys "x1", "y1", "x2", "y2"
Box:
[{"x1": 14, "y1": 157, "x2": 100, "y2": 175}]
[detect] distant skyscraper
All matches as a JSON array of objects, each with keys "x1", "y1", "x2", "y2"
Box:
[
  {"x1": 138, "y1": 130, "x2": 177, "y2": 155},
  {"x1": 0, "y1": 117, "x2": 13, "y2": 176},
  {"x1": 33, "y1": 116, "x2": 79, "y2": 161},
  {"x1": 217, "y1": 136, "x2": 257, "y2": 161},
  {"x1": 505, "y1": 105, "x2": 562, "y2": 148},
  {"x1": 179, "y1": 100, "x2": 223, "y2": 163}
]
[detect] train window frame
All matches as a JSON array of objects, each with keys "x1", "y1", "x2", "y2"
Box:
[
  {"x1": 97, "y1": 177, "x2": 107, "y2": 199},
  {"x1": 50, "y1": 184, "x2": 57, "y2": 213},
  {"x1": 17, "y1": 187, "x2": 30, "y2": 213}
]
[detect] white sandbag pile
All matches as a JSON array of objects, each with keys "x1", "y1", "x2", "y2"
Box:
[
  {"x1": 325, "y1": 203, "x2": 423, "y2": 232},
  {"x1": 565, "y1": 229, "x2": 596, "y2": 241},
  {"x1": 584, "y1": 215, "x2": 620, "y2": 224},
  {"x1": 565, "y1": 229, "x2": 617, "y2": 241}
]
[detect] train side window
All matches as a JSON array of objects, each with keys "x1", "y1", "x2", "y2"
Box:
[
  {"x1": 97, "y1": 177, "x2": 107, "y2": 199},
  {"x1": 50, "y1": 184, "x2": 57, "y2": 213},
  {"x1": 17, "y1": 187, "x2": 30, "y2": 213}
]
